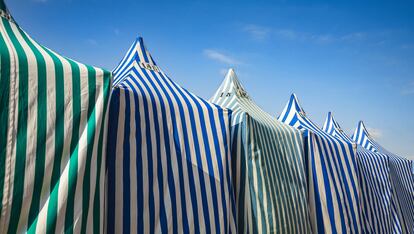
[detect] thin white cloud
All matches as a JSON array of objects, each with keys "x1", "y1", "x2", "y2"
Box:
[
  {"x1": 401, "y1": 44, "x2": 414, "y2": 50},
  {"x1": 340, "y1": 32, "x2": 367, "y2": 42},
  {"x1": 114, "y1": 28, "x2": 120, "y2": 36},
  {"x1": 367, "y1": 127, "x2": 383, "y2": 139},
  {"x1": 204, "y1": 49, "x2": 240, "y2": 65},
  {"x1": 401, "y1": 81, "x2": 414, "y2": 95},
  {"x1": 244, "y1": 24, "x2": 368, "y2": 45},
  {"x1": 86, "y1": 39, "x2": 98, "y2": 46},
  {"x1": 274, "y1": 29, "x2": 302, "y2": 40},
  {"x1": 33, "y1": 0, "x2": 48, "y2": 3},
  {"x1": 244, "y1": 24, "x2": 271, "y2": 40}
]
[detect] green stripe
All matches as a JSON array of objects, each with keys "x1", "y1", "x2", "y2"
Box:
[
  {"x1": 80, "y1": 67, "x2": 97, "y2": 234},
  {"x1": 17, "y1": 26, "x2": 48, "y2": 232},
  {"x1": 4, "y1": 19, "x2": 29, "y2": 234},
  {"x1": 0, "y1": 18, "x2": 11, "y2": 217},
  {"x1": 40, "y1": 47, "x2": 64, "y2": 234},
  {"x1": 0, "y1": 0, "x2": 6, "y2": 11},
  {"x1": 64, "y1": 61, "x2": 81, "y2": 234},
  {"x1": 93, "y1": 70, "x2": 111, "y2": 233}
]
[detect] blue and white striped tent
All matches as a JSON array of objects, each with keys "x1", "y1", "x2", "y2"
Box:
[
  {"x1": 278, "y1": 94, "x2": 361, "y2": 234},
  {"x1": 353, "y1": 121, "x2": 414, "y2": 233},
  {"x1": 210, "y1": 69, "x2": 310, "y2": 233},
  {"x1": 323, "y1": 113, "x2": 398, "y2": 233},
  {"x1": 106, "y1": 37, "x2": 236, "y2": 233}
]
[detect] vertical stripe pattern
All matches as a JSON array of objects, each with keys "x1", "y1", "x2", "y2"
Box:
[
  {"x1": 352, "y1": 121, "x2": 414, "y2": 233},
  {"x1": 278, "y1": 94, "x2": 361, "y2": 234},
  {"x1": 0, "y1": 3, "x2": 111, "y2": 233},
  {"x1": 323, "y1": 113, "x2": 397, "y2": 233},
  {"x1": 106, "y1": 37, "x2": 236, "y2": 234},
  {"x1": 210, "y1": 69, "x2": 310, "y2": 234}
]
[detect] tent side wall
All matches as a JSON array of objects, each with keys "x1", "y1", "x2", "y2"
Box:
[
  {"x1": 353, "y1": 122, "x2": 414, "y2": 232},
  {"x1": 355, "y1": 149, "x2": 394, "y2": 233},
  {"x1": 106, "y1": 38, "x2": 236, "y2": 233},
  {"x1": 322, "y1": 114, "x2": 398, "y2": 233},
  {"x1": 211, "y1": 70, "x2": 310, "y2": 233},
  {"x1": 0, "y1": 7, "x2": 111, "y2": 233},
  {"x1": 241, "y1": 114, "x2": 309, "y2": 233},
  {"x1": 278, "y1": 95, "x2": 361, "y2": 234}
]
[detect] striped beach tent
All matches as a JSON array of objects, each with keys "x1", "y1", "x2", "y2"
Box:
[
  {"x1": 0, "y1": 1, "x2": 111, "y2": 233},
  {"x1": 210, "y1": 69, "x2": 310, "y2": 233},
  {"x1": 278, "y1": 94, "x2": 361, "y2": 234},
  {"x1": 106, "y1": 37, "x2": 236, "y2": 233},
  {"x1": 353, "y1": 121, "x2": 414, "y2": 233},
  {"x1": 323, "y1": 112, "x2": 397, "y2": 233}
]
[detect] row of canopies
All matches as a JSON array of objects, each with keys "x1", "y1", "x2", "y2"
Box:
[{"x1": 0, "y1": 1, "x2": 413, "y2": 233}]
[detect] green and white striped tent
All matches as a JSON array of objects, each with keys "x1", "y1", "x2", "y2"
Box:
[
  {"x1": 210, "y1": 69, "x2": 310, "y2": 233},
  {"x1": 0, "y1": 1, "x2": 111, "y2": 233}
]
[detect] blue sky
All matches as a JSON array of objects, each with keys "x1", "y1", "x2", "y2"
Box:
[{"x1": 6, "y1": 0, "x2": 414, "y2": 159}]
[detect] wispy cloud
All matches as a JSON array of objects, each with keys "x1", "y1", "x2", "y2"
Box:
[
  {"x1": 401, "y1": 81, "x2": 414, "y2": 95},
  {"x1": 86, "y1": 39, "x2": 98, "y2": 46},
  {"x1": 33, "y1": 0, "x2": 48, "y2": 3},
  {"x1": 274, "y1": 29, "x2": 303, "y2": 40},
  {"x1": 367, "y1": 127, "x2": 383, "y2": 139},
  {"x1": 114, "y1": 28, "x2": 120, "y2": 36},
  {"x1": 243, "y1": 24, "x2": 271, "y2": 41},
  {"x1": 340, "y1": 32, "x2": 367, "y2": 42},
  {"x1": 243, "y1": 24, "x2": 368, "y2": 45},
  {"x1": 401, "y1": 44, "x2": 414, "y2": 50},
  {"x1": 204, "y1": 49, "x2": 240, "y2": 65}
]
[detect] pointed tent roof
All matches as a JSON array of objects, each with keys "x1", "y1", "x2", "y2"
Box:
[
  {"x1": 211, "y1": 68, "x2": 249, "y2": 102},
  {"x1": 352, "y1": 121, "x2": 382, "y2": 153},
  {"x1": 213, "y1": 69, "x2": 307, "y2": 128},
  {"x1": 211, "y1": 69, "x2": 272, "y2": 120},
  {"x1": 112, "y1": 37, "x2": 157, "y2": 86},
  {"x1": 322, "y1": 112, "x2": 354, "y2": 143},
  {"x1": 278, "y1": 93, "x2": 331, "y2": 136}
]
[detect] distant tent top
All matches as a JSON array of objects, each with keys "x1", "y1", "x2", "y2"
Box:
[
  {"x1": 352, "y1": 121, "x2": 403, "y2": 156},
  {"x1": 322, "y1": 112, "x2": 354, "y2": 143},
  {"x1": 106, "y1": 37, "x2": 236, "y2": 233},
  {"x1": 278, "y1": 94, "x2": 361, "y2": 234},
  {"x1": 0, "y1": 0, "x2": 111, "y2": 233},
  {"x1": 210, "y1": 69, "x2": 310, "y2": 233}
]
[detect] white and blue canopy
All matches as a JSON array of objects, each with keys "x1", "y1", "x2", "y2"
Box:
[
  {"x1": 324, "y1": 113, "x2": 400, "y2": 233},
  {"x1": 210, "y1": 69, "x2": 310, "y2": 233},
  {"x1": 278, "y1": 94, "x2": 361, "y2": 234},
  {"x1": 353, "y1": 121, "x2": 414, "y2": 233},
  {"x1": 106, "y1": 37, "x2": 236, "y2": 233}
]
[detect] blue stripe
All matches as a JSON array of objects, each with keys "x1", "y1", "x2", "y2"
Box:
[{"x1": 107, "y1": 89, "x2": 120, "y2": 234}]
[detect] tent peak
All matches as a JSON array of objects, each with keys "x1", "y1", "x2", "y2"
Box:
[
  {"x1": 289, "y1": 93, "x2": 306, "y2": 115},
  {"x1": 352, "y1": 120, "x2": 371, "y2": 141},
  {"x1": 0, "y1": 0, "x2": 14, "y2": 22},
  {"x1": 121, "y1": 36, "x2": 157, "y2": 67},
  {"x1": 326, "y1": 112, "x2": 337, "y2": 124},
  {"x1": 112, "y1": 36, "x2": 158, "y2": 83},
  {"x1": 224, "y1": 68, "x2": 249, "y2": 98},
  {"x1": 358, "y1": 120, "x2": 370, "y2": 135}
]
